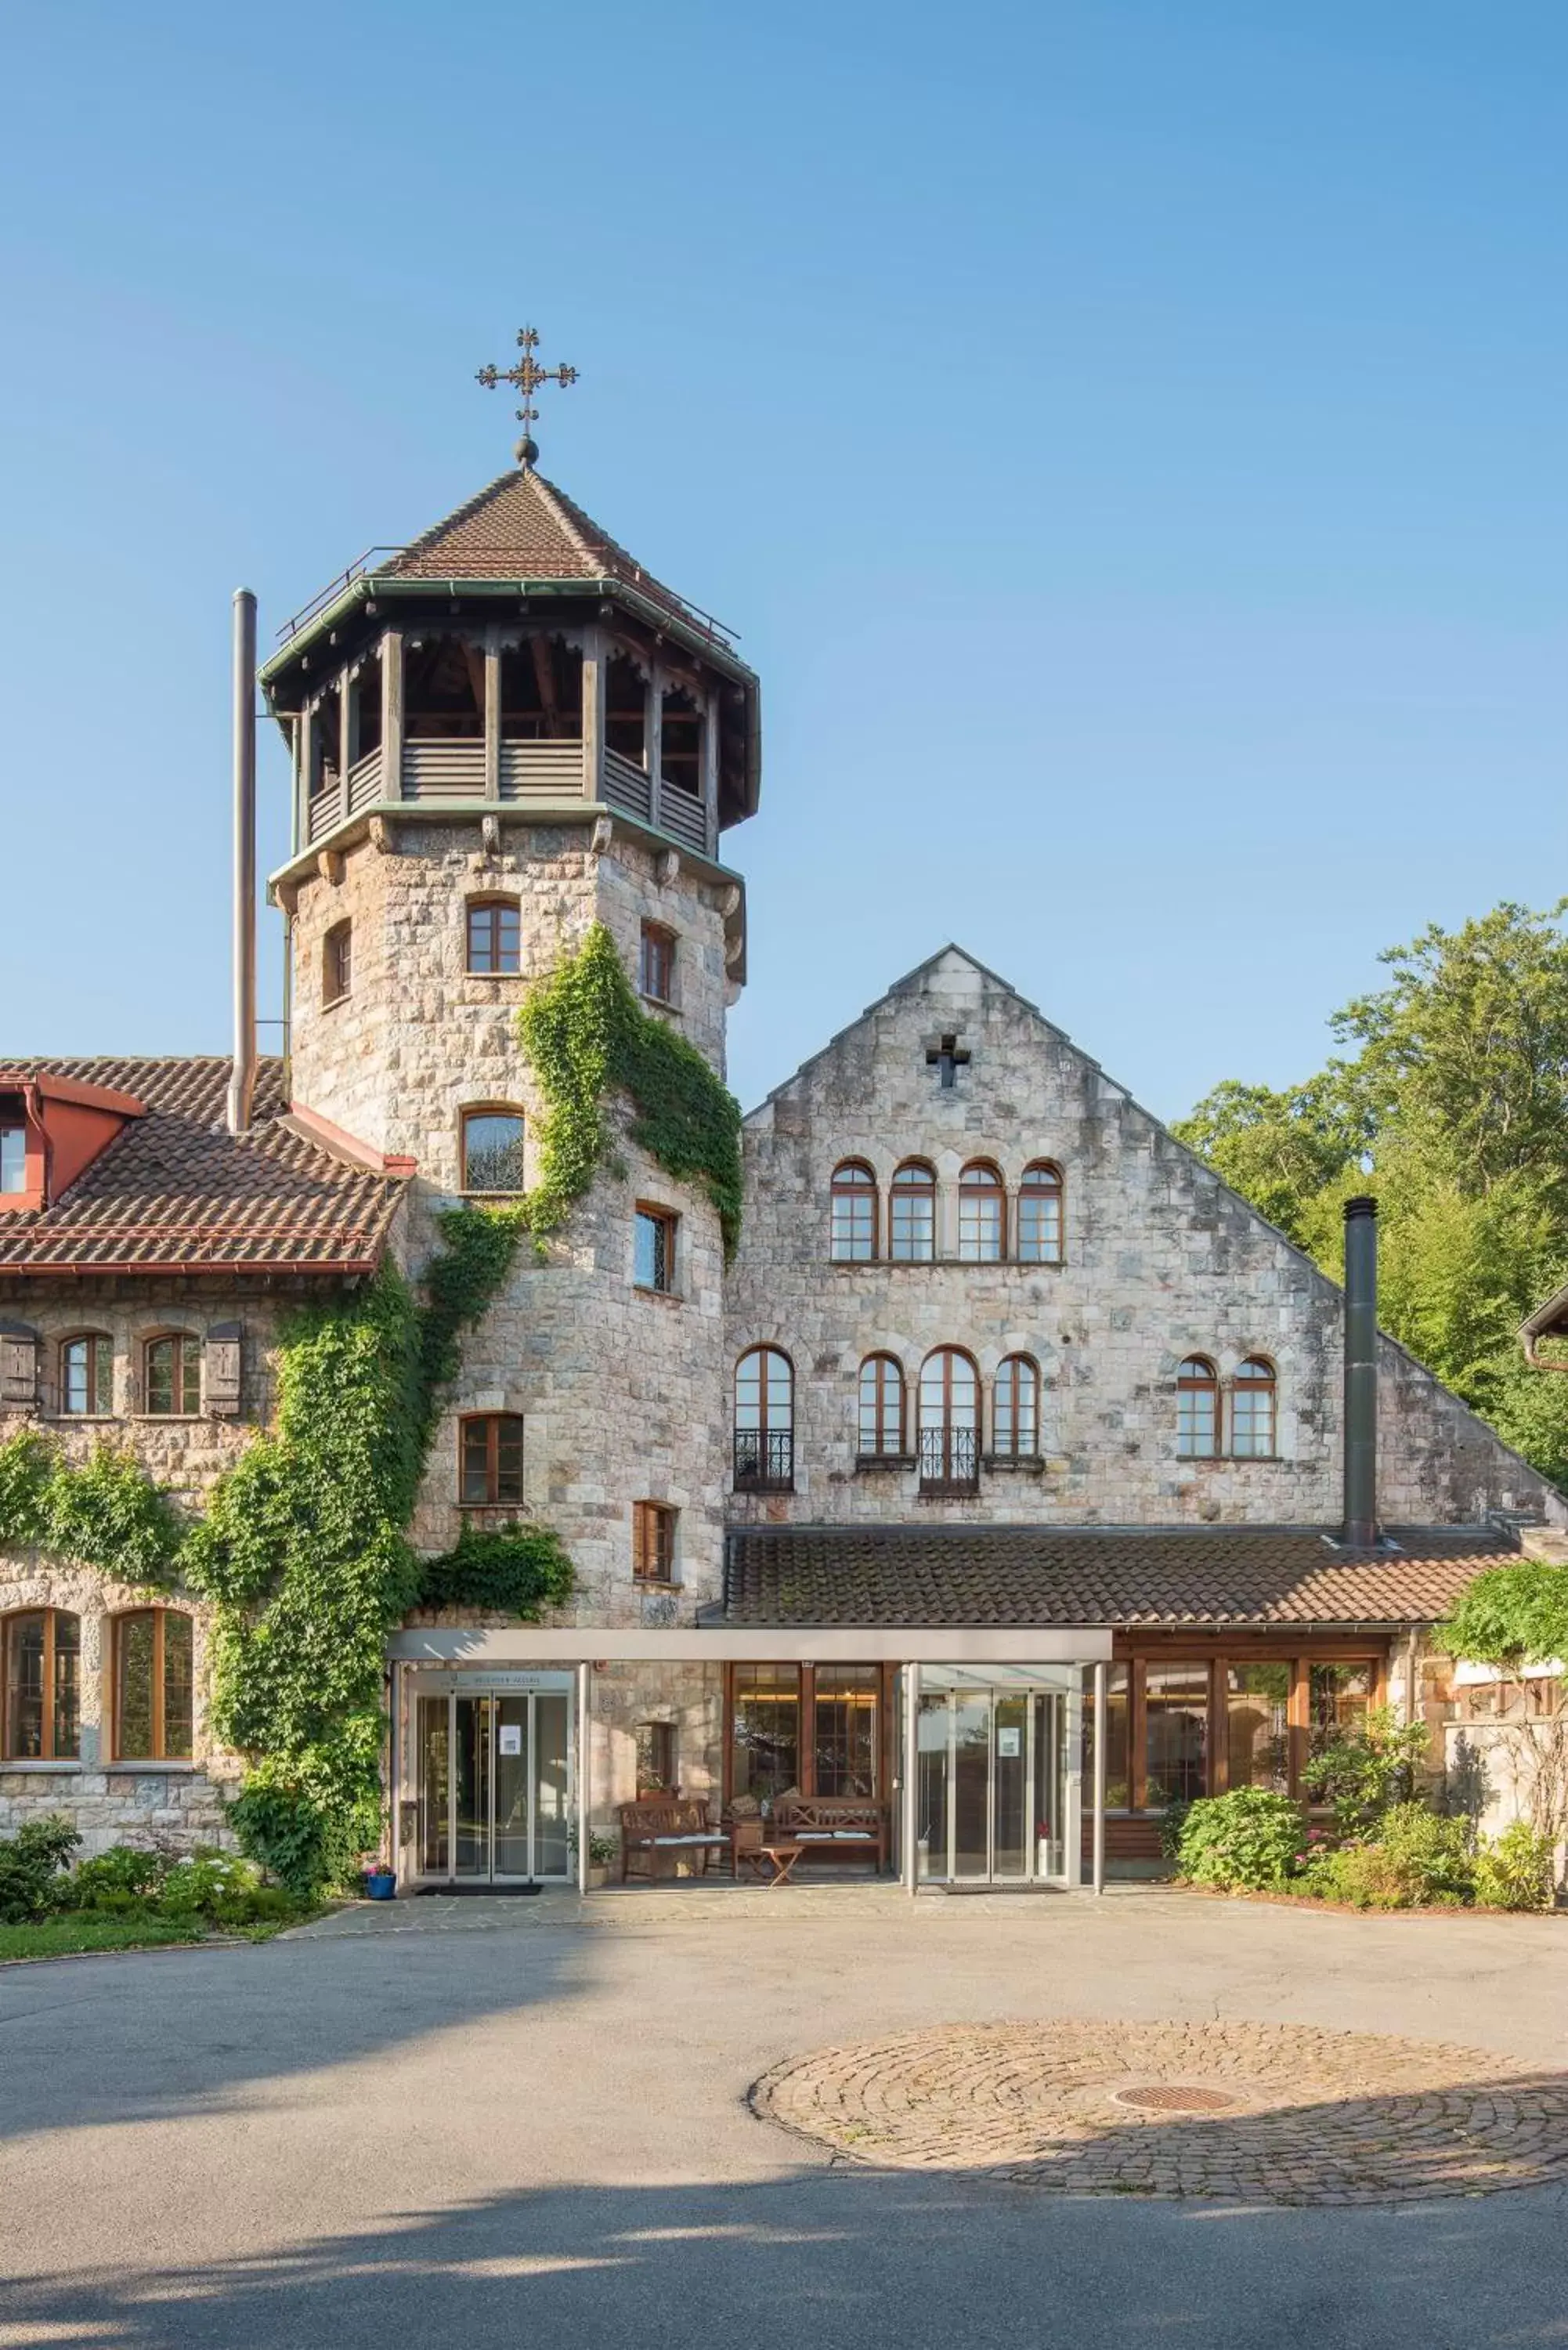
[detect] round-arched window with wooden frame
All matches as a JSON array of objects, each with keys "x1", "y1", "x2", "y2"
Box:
[
  {"x1": 114, "y1": 1609, "x2": 194, "y2": 1762},
  {"x1": 890, "y1": 1160, "x2": 937, "y2": 1262},
  {"x1": 1176, "y1": 1356, "x2": 1219, "y2": 1459},
  {"x1": 992, "y1": 1354, "x2": 1040, "y2": 1459},
  {"x1": 958, "y1": 1160, "x2": 1006, "y2": 1262},
  {"x1": 466, "y1": 895, "x2": 521, "y2": 976},
  {"x1": 918, "y1": 1347, "x2": 979, "y2": 1491},
  {"x1": 144, "y1": 1332, "x2": 201, "y2": 1417},
  {"x1": 1230, "y1": 1357, "x2": 1277, "y2": 1458},
  {"x1": 2, "y1": 1608, "x2": 81, "y2": 1760},
  {"x1": 858, "y1": 1354, "x2": 905, "y2": 1458},
  {"x1": 830, "y1": 1161, "x2": 878, "y2": 1261},
  {"x1": 1017, "y1": 1161, "x2": 1064, "y2": 1264},
  {"x1": 60, "y1": 1331, "x2": 113, "y2": 1418},
  {"x1": 734, "y1": 1346, "x2": 794, "y2": 1491}
]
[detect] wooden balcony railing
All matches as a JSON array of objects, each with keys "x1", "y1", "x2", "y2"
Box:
[{"x1": 301, "y1": 738, "x2": 714, "y2": 858}]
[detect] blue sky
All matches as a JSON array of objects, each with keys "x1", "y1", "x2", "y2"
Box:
[{"x1": 1, "y1": 2, "x2": 1563, "y2": 1119}]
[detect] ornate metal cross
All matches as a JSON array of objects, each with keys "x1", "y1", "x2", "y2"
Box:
[
  {"x1": 927, "y1": 1034, "x2": 970, "y2": 1090},
  {"x1": 476, "y1": 326, "x2": 580, "y2": 464}
]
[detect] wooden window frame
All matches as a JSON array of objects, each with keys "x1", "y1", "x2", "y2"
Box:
[
  {"x1": 638, "y1": 920, "x2": 677, "y2": 1006},
  {"x1": 460, "y1": 1105, "x2": 526, "y2": 1195},
  {"x1": 1230, "y1": 1357, "x2": 1277, "y2": 1459},
  {"x1": 59, "y1": 1332, "x2": 113, "y2": 1419},
  {"x1": 957, "y1": 1161, "x2": 1006, "y2": 1263},
  {"x1": 918, "y1": 1346, "x2": 980, "y2": 1492},
  {"x1": 634, "y1": 1203, "x2": 678, "y2": 1295},
  {"x1": 858, "y1": 1353, "x2": 905, "y2": 1456},
  {"x1": 992, "y1": 1354, "x2": 1040, "y2": 1459},
  {"x1": 633, "y1": 1499, "x2": 679, "y2": 1586},
  {"x1": 466, "y1": 895, "x2": 522, "y2": 976},
  {"x1": 2, "y1": 1607, "x2": 81, "y2": 1762},
  {"x1": 143, "y1": 1332, "x2": 201, "y2": 1417},
  {"x1": 1110, "y1": 1644, "x2": 1388, "y2": 1812},
  {"x1": 636, "y1": 1717, "x2": 678, "y2": 1795},
  {"x1": 112, "y1": 1608, "x2": 195, "y2": 1763},
  {"x1": 733, "y1": 1346, "x2": 794, "y2": 1491},
  {"x1": 1017, "y1": 1162, "x2": 1064, "y2": 1264},
  {"x1": 721, "y1": 1661, "x2": 892, "y2": 1806},
  {"x1": 458, "y1": 1412, "x2": 526, "y2": 1507},
  {"x1": 1176, "y1": 1356, "x2": 1219, "y2": 1459},
  {"x1": 830, "y1": 1161, "x2": 879, "y2": 1261},
  {"x1": 322, "y1": 919, "x2": 352, "y2": 1008},
  {"x1": 890, "y1": 1160, "x2": 937, "y2": 1263}
]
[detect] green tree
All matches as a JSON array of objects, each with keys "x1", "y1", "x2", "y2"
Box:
[{"x1": 1174, "y1": 902, "x2": 1568, "y2": 1494}]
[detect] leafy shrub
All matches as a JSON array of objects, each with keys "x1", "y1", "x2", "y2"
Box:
[
  {"x1": 1158, "y1": 1799, "x2": 1192, "y2": 1861},
  {"x1": 1299, "y1": 1706, "x2": 1430, "y2": 1835},
  {"x1": 0, "y1": 1816, "x2": 82, "y2": 1922},
  {"x1": 1473, "y1": 1820, "x2": 1557, "y2": 1912},
  {"x1": 1177, "y1": 1788, "x2": 1305, "y2": 1891},
  {"x1": 68, "y1": 1845, "x2": 168, "y2": 1908},
  {"x1": 1306, "y1": 1803, "x2": 1474, "y2": 1909},
  {"x1": 418, "y1": 1521, "x2": 576, "y2": 1616}
]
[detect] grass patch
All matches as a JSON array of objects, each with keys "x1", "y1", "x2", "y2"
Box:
[{"x1": 0, "y1": 1913, "x2": 212, "y2": 1964}]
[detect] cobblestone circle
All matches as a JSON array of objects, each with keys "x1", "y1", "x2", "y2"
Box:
[{"x1": 751, "y1": 2021, "x2": 1568, "y2": 2204}]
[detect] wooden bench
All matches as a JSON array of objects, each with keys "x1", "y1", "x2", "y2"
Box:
[
  {"x1": 771, "y1": 1795, "x2": 887, "y2": 1872},
  {"x1": 618, "y1": 1797, "x2": 729, "y2": 1883}
]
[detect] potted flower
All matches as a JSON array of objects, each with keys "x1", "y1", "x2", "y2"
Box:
[
  {"x1": 569, "y1": 1825, "x2": 620, "y2": 1889},
  {"x1": 364, "y1": 1860, "x2": 397, "y2": 1901}
]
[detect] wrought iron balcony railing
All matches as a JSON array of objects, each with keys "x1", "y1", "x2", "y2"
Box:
[
  {"x1": 733, "y1": 1429, "x2": 794, "y2": 1492},
  {"x1": 918, "y1": 1426, "x2": 979, "y2": 1495}
]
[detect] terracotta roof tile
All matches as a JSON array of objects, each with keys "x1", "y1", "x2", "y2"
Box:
[
  {"x1": 0, "y1": 1058, "x2": 403, "y2": 1274},
  {"x1": 720, "y1": 1523, "x2": 1517, "y2": 1632},
  {"x1": 386, "y1": 467, "x2": 717, "y2": 638}
]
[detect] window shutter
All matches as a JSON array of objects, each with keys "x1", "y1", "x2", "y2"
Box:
[
  {"x1": 204, "y1": 1321, "x2": 244, "y2": 1418},
  {"x1": 0, "y1": 1322, "x2": 40, "y2": 1409}
]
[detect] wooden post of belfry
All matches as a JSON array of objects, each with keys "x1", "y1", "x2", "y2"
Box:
[
  {"x1": 483, "y1": 633, "x2": 502, "y2": 801},
  {"x1": 702, "y1": 690, "x2": 720, "y2": 856},
  {"x1": 297, "y1": 700, "x2": 316, "y2": 851},
  {"x1": 581, "y1": 627, "x2": 605, "y2": 804},
  {"x1": 381, "y1": 629, "x2": 405, "y2": 801},
  {"x1": 646, "y1": 660, "x2": 663, "y2": 833},
  {"x1": 339, "y1": 664, "x2": 356, "y2": 824}
]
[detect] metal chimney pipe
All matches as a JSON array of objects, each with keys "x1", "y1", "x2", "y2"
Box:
[
  {"x1": 1342, "y1": 1195, "x2": 1379, "y2": 1546},
  {"x1": 226, "y1": 589, "x2": 258, "y2": 1137}
]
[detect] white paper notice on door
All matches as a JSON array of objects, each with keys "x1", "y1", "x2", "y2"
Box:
[
  {"x1": 997, "y1": 1726, "x2": 1021, "y2": 1757},
  {"x1": 497, "y1": 1725, "x2": 522, "y2": 1756}
]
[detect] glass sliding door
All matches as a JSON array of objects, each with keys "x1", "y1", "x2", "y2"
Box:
[
  {"x1": 414, "y1": 1681, "x2": 574, "y2": 1885},
  {"x1": 915, "y1": 1674, "x2": 1074, "y2": 1885}
]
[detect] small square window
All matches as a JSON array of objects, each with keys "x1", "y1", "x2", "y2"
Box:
[
  {"x1": 0, "y1": 1126, "x2": 26, "y2": 1194},
  {"x1": 460, "y1": 1414, "x2": 525, "y2": 1506},
  {"x1": 634, "y1": 1206, "x2": 677, "y2": 1293},
  {"x1": 633, "y1": 1501, "x2": 677, "y2": 1585},
  {"x1": 639, "y1": 922, "x2": 676, "y2": 1004},
  {"x1": 323, "y1": 920, "x2": 352, "y2": 1007}
]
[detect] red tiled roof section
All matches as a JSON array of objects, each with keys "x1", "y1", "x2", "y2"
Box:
[
  {"x1": 385, "y1": 467, "x2": 706, "y2": 632},
  {"x1": 0, "y1": 1058, "x2": 403, "y2": 1274},
  {"x1": 721, "y1": 1524, "x2": 1518, "y2": 1632}
]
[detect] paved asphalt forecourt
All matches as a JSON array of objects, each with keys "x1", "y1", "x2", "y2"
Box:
[{"x1": 1, "y1": 1888, "x2": 1565, "y2": 2348}]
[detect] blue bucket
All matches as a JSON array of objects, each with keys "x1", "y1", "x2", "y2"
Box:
[{"x1": 366, "y1": 1869, "x2": 396, "y2": 1900}]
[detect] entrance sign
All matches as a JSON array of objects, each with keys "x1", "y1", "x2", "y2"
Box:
[{"x1": 498, "y1": 1725, "x2": 522, "y2": 1755}]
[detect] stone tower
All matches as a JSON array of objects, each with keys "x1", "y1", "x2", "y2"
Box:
[{"x1": 260, "y1": 457, "x2": 761, "y2": 1621}]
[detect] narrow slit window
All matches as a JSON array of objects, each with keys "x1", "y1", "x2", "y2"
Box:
[
  {"x1": 60, "y1": 1334, "x2": 113, "y2": 1417},
  {"x1": 858, "y1": 1355, "x2": 905, "y2": 1456},
  {"x1": 992, "y1": 1355, "x2": 1039, "y2": 1458},
  {"x1": 634, "y1": 1206, "x2": 677, "y2": 1293},
  {"x1": 633, "y1": 1500, "x2": 678, "y2": 1585},
  {"x1": 323, "y1": 920, "x2": 352, "y2": 1007},
  {"x1": 639, "y1": 922, "x2": 677, "y2": 1004}
]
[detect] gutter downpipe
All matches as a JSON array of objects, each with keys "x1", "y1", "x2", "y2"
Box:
[
  {"x1": 1342, "y1": 1195, "x2": 1380, "y2": 1546},
  {"x1": 1092, "y1": 1661, "x2": 1107, "y2": 1896},
  {"x1": 226, "y1": 589, "x2": 258, "y2": 1137}
]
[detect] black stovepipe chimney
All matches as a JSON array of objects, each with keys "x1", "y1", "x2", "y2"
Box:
[{"x1": 1342, "y1": 1195, "x2": 1379, "y2": 1546}]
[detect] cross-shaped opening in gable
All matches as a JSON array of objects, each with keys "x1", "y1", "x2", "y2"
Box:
[{"x1": 925, "y1": 1034, "x2": 970, "y2": 1090}]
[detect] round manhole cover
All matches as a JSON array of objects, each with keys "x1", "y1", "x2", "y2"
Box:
[{"x1": 1113, "y1": 2084, "x2": 1238, "y2": 2113}]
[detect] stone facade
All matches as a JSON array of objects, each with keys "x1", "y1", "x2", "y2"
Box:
[{"x1": 725, "y1": 948, "x2": 1563, "y2": 1530}]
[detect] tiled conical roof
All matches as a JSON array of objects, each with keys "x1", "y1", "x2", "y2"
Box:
[{"x1": 386, "y1": 466, "x2": 719, "y2": 638}]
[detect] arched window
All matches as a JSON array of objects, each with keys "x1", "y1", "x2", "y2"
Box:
[
  {"x1": 958, "y1": 1161, "x2": 1006, "y2": 1261},
  {"x1": 144, "y1": 1332, "x2": 200, "y2": 1417},
  {"x1": 323, "y1": 919, "x2": 352, "y2": 1007},
  {"x1": 734, "y1": 1347, "x2": 794, "y2": 1491},
  {"x1": 1176, "y1": 1357, "x2": 1219, "y2": 1459},
  {"x1": 918, "y1": 1348, "x2": 979, "y2": 1492},
  {"x1": 1017, "y1": 1162, "x2": 1064, "y2": 1264},
  {"x1": 467, "y1": 896, "x2": 521, "y2": 975},
  {"x1": 858, "y1": 1355, "x2": 905, "y2": 1457},
  {"x1": 459, "y1": 1413, "x2": 525, "y2": 1506},
  {"x1": 993, "y1": 1355, "x2": 1040, "y2": 1459},
  {"x1": 60, "y1": 1332, "x2": 112, "y2": 1418},
  {"x1": 890, "y1": 1161, "x2": 937, "y2": 1262},
  {"x1": 830, "y1": 1161, "x2": 878, "y2": 1261},
  {"x1": 1230, "y1": 1358, "x2": 1277, "y2": 1458},
  {"x1": 461, "y1": 1107, "x2": 526, "y2": 1193},
  {"x1": 2, "y1": 1609, "x2": 80, "y2": 1760},
  {"x1": 114, "y1": 1610, "x2": 194, "y2": 1762}
]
